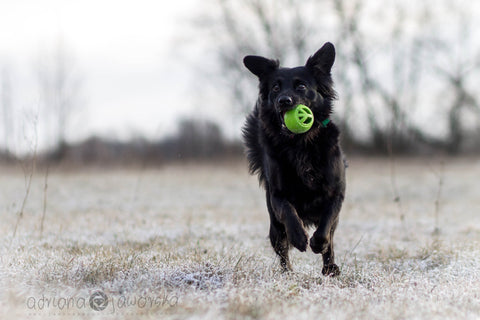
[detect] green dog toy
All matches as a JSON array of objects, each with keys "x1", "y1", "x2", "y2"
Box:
[{"x1": 283, "y1": 104, "x2": 314, "y2": 134}]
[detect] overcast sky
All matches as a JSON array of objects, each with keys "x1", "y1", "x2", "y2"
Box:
[{"x1": 0, "y1": 0, "x2": 203, "y2": 151}]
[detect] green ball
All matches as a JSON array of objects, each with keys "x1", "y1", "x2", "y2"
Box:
[{"x1": 283, "y1": 104, "x2": 314, "y2": 134}]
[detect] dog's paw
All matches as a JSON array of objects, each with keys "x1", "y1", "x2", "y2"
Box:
[
  {"x1": 309, "y1": 235, "x2": 329, "y2": 254},
  {"x1": 281, "y1": 264, "x2": 293, "y2": 273},
  {"x1": 322, "y1": 264, "x2": 340, "y2": 277},
  {"x1": 280, "y1": 258, "x2": 293, "y2": 273},
  {"x1": 288, "y1": 227, "x2": 308, "y2": 252}
]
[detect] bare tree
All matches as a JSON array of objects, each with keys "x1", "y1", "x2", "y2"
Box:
[
  {"x1": 332, "y1": 0, "x2": 452, "y2": 152},
  {"x1": 194, "y1": 0, "x2": 480, "y2": 153},
  {"x1": 36, "y1": 37, "x2": 83, "y2": 160},
  {"x1": 196, "y1": 0, "x2": 330, "y2": 116},
  {"x1": 436, "y1": 67, "x2": 480, "y2": 153},
  {"x1": 197, "y1": 0, "x2": 426, "y2": 150},
  {"x1": 430, "y1": 1, "x2": 480, "y2": 154}
]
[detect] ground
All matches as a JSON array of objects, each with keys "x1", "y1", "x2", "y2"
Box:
[{"x1": 1, "y1": 157, "x2": 479, "y2": 319}]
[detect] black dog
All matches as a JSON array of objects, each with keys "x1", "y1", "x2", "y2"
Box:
[{"x1": 242, "y1": 42, "x2": 346, "y2": 276}]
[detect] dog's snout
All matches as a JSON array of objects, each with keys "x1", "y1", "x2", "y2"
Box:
[{"x1": 278, "y1": 96, "x2": 293, "y2": 107}]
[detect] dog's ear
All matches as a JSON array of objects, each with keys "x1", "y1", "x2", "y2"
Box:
[
  {"x1": 243, "y1": 56, "x2": 279, "y2": 78},
  {"x1": 306, "y1": 42, "x2": 335, "y2": 75}
]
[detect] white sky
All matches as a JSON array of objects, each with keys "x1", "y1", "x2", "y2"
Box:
[{"x1": 0, "y1": 0, "x2": 201, "y2": 150}]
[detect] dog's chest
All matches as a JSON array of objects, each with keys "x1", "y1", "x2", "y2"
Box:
[{"x1": 281, "y1": 146, "x2": 329, "y2": 191}]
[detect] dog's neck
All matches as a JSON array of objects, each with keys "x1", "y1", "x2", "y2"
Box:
[
  {"x1": 320, "y1": 118, "x2": 330, "y2": 128},
  {"x1": 282, "y1": 118, "x2": 332, "y2": 141}
]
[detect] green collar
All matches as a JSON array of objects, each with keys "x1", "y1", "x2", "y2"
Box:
[{"x1": 321, "y1": 118, "x2": 330, "y2": 128}]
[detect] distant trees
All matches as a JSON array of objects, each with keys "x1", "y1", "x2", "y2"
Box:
[
  {"x1": 174, "y1": 119, "x2": 226, "y2": 159},
  {"x1": 39, "y1": 119, "x2": 242, "y2": 166},
  {"x1": 0, "y1": 65, "x2": 13, "y2": 158}
]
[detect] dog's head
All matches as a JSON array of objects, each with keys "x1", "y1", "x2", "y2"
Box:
[{"x1": 244, "y1": 42, "x2": 337, "y2": 136}]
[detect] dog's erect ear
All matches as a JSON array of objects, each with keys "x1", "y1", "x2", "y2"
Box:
[
  {"x1": 243, "y1": 56, "x2": 279, "y2": 78},
  {"x1": 306, "y1": 42, "x2": 335, "y2": 75}
]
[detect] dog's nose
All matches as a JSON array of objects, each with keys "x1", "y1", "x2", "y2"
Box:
[{"x1": 278, "y1": 96, "x2": 293, "y2": 107}]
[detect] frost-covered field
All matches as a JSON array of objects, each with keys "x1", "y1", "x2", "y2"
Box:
[{"x1": 1, "y1": 158, "x2": 480, "y2": 319}]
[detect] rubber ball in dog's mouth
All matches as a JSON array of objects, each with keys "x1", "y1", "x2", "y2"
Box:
[{"x1": 283, "y1": 104, "x2": 314, "y2": 134}]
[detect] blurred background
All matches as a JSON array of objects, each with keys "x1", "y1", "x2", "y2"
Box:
[{"x1": 1, "y1": 0, "x2": 480, "y2": 166}]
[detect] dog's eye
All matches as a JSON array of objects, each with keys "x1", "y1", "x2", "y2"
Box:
[
  {"x1": 272, "y1": 84, "x2": 280, "y2": 93},
  {"x1": 296, "y1": 84, "x2": 307, "y2": 91}
]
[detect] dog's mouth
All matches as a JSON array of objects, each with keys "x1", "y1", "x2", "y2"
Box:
[
  {"x1": 277, "y1": 104, "x2": 317, "y2": 136},
  {"x1": 278, "y1": 107, "x2": 296, "y2": 133},
  {"x1": 278, "y1": 109, "x2": 290, "y2": 129}
]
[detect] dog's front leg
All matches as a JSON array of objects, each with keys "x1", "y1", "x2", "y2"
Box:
[
  {"x1": 266, "y1": 191, "x2": 292, "y2": 271},
  {"x1": 311, "y1": 215, "x2": 340, "y2": 276},
  {"x1": 309, "y1": 197, "x2": 342, "y2": 276},
  {"x1": 268, "y1": 193, "x2": 308, "y2": 252},
  {"x1": 265, "y1": 157, "x2": 309, "y2": 252}
]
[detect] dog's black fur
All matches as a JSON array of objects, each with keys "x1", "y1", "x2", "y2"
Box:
[{"x1": 242, "y1": 42, "x2": 346, "y2": 276}]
